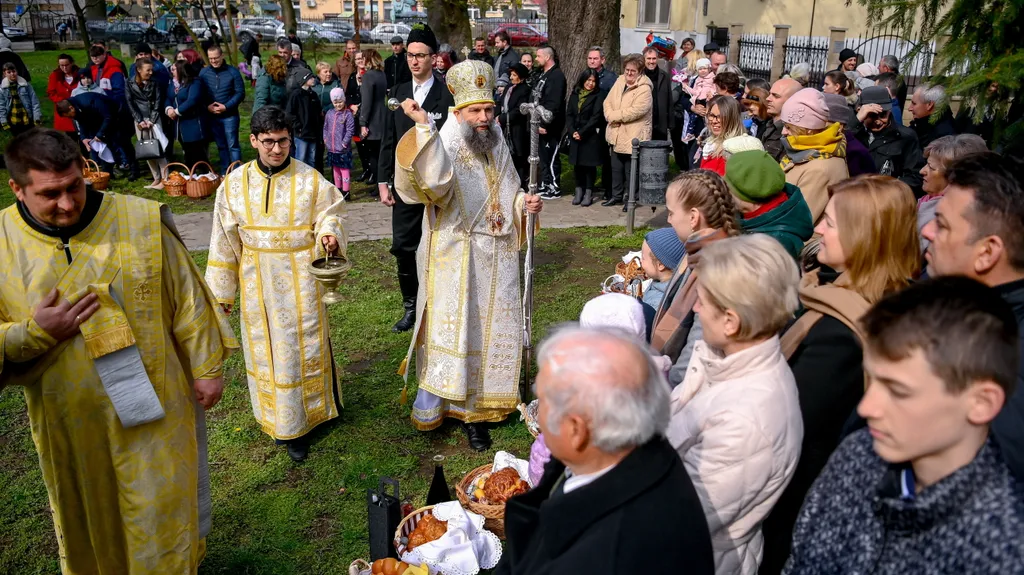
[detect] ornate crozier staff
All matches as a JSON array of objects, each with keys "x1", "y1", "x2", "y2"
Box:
[{"x1": 518, "y1": 91, "x2": 551, "y2": 399}]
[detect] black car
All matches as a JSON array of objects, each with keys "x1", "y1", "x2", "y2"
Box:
[
  {"x1": 105, "y1": 21, "x2": 168, "y2": 44},
  {"x1": 320, "y1": 20, "x2": 355, "y2": 41}
]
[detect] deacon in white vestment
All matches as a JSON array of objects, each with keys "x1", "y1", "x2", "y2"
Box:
[
  {"x1": 393, "y1": 59, "x2": 543, "y2": 451},
  {"x1": 205, "y1": 105, "x2": 347, "y2": 462}
]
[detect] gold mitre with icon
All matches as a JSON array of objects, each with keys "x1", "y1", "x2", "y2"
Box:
[{"x1": 446, "y1": 59, "x2": 495, "y2": 110}]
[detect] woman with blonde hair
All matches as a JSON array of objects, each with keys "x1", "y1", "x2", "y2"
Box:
[
  {"x1": 760, "y1": 175, "x2": 920, "y2": 575},
  {"x1": 650, "y1": 170, "x2": 741, "y2": 387},
  {"x1": 693, "y1": 94, "x2": 746, "y2": 175},
  {"x1": 253, "y1": 54, "x2": 287, "y2": 113},
  {"x1": 667, "y1": 233, "x2": 803, "y2": 575},
  {"x1": 603, "y1": 53, "x2": 653, "y2": 207}
]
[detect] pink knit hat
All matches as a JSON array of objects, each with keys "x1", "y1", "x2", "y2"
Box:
[{"x1": 780, "y1": 88, "x2": 830, "y2": 131}]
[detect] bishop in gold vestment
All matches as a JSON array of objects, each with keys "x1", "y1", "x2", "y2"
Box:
[
  {"x1": 0, "y1": 129, "x2": 237, "y2": 574},
  {"x1": 205, "y1": 113, "x2": 347, "y2": 453},
  {"x1": 393, "y1": 60, "x2": 542, "y2": 448}
]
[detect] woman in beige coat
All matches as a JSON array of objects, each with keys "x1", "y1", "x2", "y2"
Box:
[
  {"x1": 602, "y1": 53, "x2": 652, "y2": 207},
  {"x1": 778, "y1": 88, "x2": 850, "y2": 223},
  {"x1": 667, "y1": 234, "x2": 803, "y2": 575}
]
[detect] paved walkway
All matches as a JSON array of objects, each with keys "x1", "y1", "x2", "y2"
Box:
[{"x1": 175, "y1": 196, "x2": 668, "y2": 251}]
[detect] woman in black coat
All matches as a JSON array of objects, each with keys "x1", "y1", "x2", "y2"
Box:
[
  {"x1": 565, "y1": 69, "x2": 606, "y2": 207},
  {"x1": 499, "y1": 63, "x2": 532, "y2": 188},
  {"x1": 358, "y1": 49, "x2": 386, "y2": 186}
]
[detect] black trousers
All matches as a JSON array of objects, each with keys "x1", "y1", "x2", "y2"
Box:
[
  {"x1": 180, "y1": 140, "x2": 209, "y2": 167},
  {"x1": 362, "y1": 139, "x2": 381, "y2": 180},
  {"x1": 670, "y1": 125, "x2": 689, "y2": 171},
  {"x1": 161, "y1": 116, "x2": 176, "y2": 160},
  {"x1": 601, "y1": 153, "x2": 613, "y2": 199},
  {"x1": 609, "y1": 150, "x2": 631, "y2": 202},
  {"x1": 512, "y1": 153, "x2": 529, "y2": 190},
  {"x1": 390, "y1": 192, "x2": 425, "y2": 299},
  {"x1": 539, "y1": 133, "x2": 560, "y2": 191},
  {"x1": 314, "y1": 139, "x2": 325, "y2": 174},
  {"x1": 573, "y1": 165, "x2": 597, "y2": 190}
]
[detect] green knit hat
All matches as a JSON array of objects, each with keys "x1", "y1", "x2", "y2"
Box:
[{"x1": 725, "y1": 150, "x2": 787, "y2": 203}]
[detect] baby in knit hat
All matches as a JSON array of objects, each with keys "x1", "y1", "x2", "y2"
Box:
[
  {"x1": 684, "y1": 58, "x2": 717, "y2": 103},
  {"x1": 641, "y1": 227, "x2": 685, "y2": 313}
]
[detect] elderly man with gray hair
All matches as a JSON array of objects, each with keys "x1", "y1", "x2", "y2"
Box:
[
  {"x1": 495, "y1": 327, "x2": 714, "y2": 575},
  {"x1": 908, "y1": 82, "x2": 957, "y2": 149}
]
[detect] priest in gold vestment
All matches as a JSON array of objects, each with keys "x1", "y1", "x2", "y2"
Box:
[
  {"x1": 0, "y1": 128, "x2": 238, "y2": 574},
  {"x1": 393, "y1": 60, "x2": 543, "y2": 451},
  {"x1": 205, "y1": 105, "x2": 347, "y2": 462}
]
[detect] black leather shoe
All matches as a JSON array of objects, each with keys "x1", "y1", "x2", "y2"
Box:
[
  {"x1": 622, "y1": 204, "x2": 629, "y2": 212},
  {"x1": 602, "y1": 198, "x2": 623, "y2": 207},
  {"x1": 392, "y1": 297, "x2": 417, "y2": 333},
  {"x1": 464, "y1": 423, "x2": 492, "y2": 452},
  {"x1": 286, "y1": 442, "x2": 308, "y2": 462}
]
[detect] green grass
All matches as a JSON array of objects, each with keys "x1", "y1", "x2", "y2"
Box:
[{"x1": 0, "y1": 225, "x2": 650, "y2": 575}]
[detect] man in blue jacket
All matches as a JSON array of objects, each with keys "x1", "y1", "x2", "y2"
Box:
[
  {"x1": 56, "y1": 92, "x2": 138, "y2": 179},
  {"x1": 198, "y1": 44, "x2": 245, "y2": 173}
]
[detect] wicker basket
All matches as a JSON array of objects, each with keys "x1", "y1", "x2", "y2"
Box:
[
  {"x1": 82, "y1": 158, "x2": 111, "y2": 191},
  {"x1": 186, "y1": 161, "x2": 220, "y2": 199},
  {"x1": 393, "y1": 505, "x2": 434, "y2": 557},
  {"x1": 226, "y1": 159, "x2": 243, "y2": 174},
  {"x1": 455, "y1": 464, "x2": 506, "y2": 539},
  {"x1": 162, "y1": 162, "x2": 191, "y2": 197}
]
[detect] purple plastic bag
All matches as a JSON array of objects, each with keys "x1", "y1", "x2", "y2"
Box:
[{"x1": 529, "y1": 433, "x2": 551, "y2": 486}]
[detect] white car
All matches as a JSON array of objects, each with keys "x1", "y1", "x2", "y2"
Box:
[{"x1": 367, "y1": 23, "x2": 411, "y2": 44}]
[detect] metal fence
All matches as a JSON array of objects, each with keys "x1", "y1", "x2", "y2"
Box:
[
  {"x1": 736, "y1": 33, "x2": 773, "y2": 82},
  {"x1": 782, "y1": 36, "x2": 830, "y2": 88},
  {"x1": 847, "y1": 20, "x2": 936, "y2": 94}
]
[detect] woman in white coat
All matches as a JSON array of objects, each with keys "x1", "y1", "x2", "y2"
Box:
[{"x1": 667, "y1": 234, "x2": 803, "y2": 575}]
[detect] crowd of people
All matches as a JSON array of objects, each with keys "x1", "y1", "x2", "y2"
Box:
[{"x1": 2, "y1": 21, "x2": 1024, "y2": 575}]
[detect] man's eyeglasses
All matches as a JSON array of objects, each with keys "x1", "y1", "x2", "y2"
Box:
[
  {"x1": 406, "y1": 52, "x2": 431, "y2": 62},
  {"x1": 258, "y1": 137, "x2": 291, "y2": 150}
]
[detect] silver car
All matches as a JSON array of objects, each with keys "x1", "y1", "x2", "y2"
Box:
[
  {"x1": 236, "y1": 17, "x2": 283, "y2": 42},
  {"x1": 276, "y1": 22, "x2": 345, "y2": 44}
]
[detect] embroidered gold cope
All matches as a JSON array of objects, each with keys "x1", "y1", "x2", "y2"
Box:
[
  {"x1": 206, "y1": 159, "x2": 348, "y2": 440},
  {"x1": 395, "y1": 118, "x2": 530, "y2": 429},
  {"x1": 0, "y1": 193, "x2": 237, "y2": 574}
]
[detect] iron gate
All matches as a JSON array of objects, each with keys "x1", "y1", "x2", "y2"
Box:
[
  {"x1": 736, "y1": 33, "x2": 773, "y2": 82},
  {"x1": 851, "y1": 21, "x2": 935, "y2": 93}
]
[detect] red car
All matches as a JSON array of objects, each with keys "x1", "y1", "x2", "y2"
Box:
[{"x1": 487, "y1": 24, "x2": 548, "y2": 47}]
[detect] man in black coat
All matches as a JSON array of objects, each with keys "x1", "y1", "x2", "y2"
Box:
[
  {"x1": 56, "y1": 93, "x2": 134, "y2": 175},
  {"x1": 496, "y1": 327, "x2": 714, "y2": 575},
  {"x1": 908, "y1": 83, "x2": 957, "y2": 150},
  {"x1": 921, "y1": 152, "x2": 1024, "y2": 482},
  {"x1": 468, "y1": 37, "x2": 494, "y2": 66},
  {"x1": 535, "y1": 46, "x2": 567, "y2": 199},
  {"x1": 384, "y1": 36, "x2": 411, "y2": 95},
  {"x1": 854, "y1": 86, "x2": 924, "y2": 193},
  {"x1": 377, "y1": 23, "x2": 455, "y2": 333},
  {"x1": 642, "y1": 46, "x2": 672, "y2": 141}
]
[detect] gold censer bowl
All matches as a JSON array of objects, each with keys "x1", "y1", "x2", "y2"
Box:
[{"x1": 308, "y1": 255, "x2": 352, "y2": 305}]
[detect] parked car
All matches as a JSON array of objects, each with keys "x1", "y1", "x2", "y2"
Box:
[
  {"x1": 320, "y1": 19, "x2": 355, "y2": 40},
  {"x1": 276, "y1": 22, "x2": 345, "y2": 44},
  {"x1": 367, "y1": 23, "x2": 411, "y2": 44},
  {"x1": 486, "y1": 23, "x2": 547, "y2": 47},
  {"x1": 236, "y1": 17, "x2": 283, "y2": 42},
  {"x1": 105, "y1": 21, "x2": 169, "y2": 44},
  {"x1": 2, "y1": 26, "x2": 27, "y2": 41},
  {"x1": 187, "y1": 19, "x2": 211, "y2": 40}
]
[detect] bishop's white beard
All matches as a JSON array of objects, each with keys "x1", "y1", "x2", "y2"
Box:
[{"x1": 460, "y1": 119, "x2": 500, "y2": 155}]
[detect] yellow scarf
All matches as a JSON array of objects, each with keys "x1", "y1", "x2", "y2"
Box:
[{"x1": 779, "y1": 123, "x2": 847, "y2": 170}]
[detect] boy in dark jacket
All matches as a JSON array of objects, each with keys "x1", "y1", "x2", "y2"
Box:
[
  {"x1": 784, "y1": 277, "x2": 1024, "y2": 574},
  {"x1": 285, "y1": 70, "x2": 323, "y2": 167},
  {"x1": 724, "y1": 150, "x2": 813, "y2": 260}
]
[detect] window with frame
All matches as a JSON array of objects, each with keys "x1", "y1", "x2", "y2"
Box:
[{"x1": 640, "y1": 0, "x2": 671, "y2": 27}]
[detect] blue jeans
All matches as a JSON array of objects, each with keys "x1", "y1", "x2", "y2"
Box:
[
  {"x1": 295, "y1": 138, "x2": 316, "y2": 166},
  {"x1": 209, "y1": 114, "x2": 241, "y2": 173}
]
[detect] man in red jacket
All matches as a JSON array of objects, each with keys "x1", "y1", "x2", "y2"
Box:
[{"x1": 46, "y1": 53, "x2": 80, "y2": 138}]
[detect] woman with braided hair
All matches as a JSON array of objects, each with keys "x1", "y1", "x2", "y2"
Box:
[{"x1": 649, "y1": 169, "x2": 741, "y2": 387}]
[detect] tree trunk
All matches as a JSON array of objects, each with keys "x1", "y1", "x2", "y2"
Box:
[
  {"x1": 224, "y1": 4, "x2": 239, "y2": 65},
  {"x1": 425, "y1": 0, "x2": 471, "y2": 51},
  {"x1": 547, "y1": 0, "x2": 621, "y2": 95},
  {"x1": 69, "y1": 0, "x2": 91, "y2": 45},
  {"x1": 353, "y1": 0, "x2": 361, "y2": 43},
  {"x1": 281, "y1": 0, "x2": 297, "y2": 35}
]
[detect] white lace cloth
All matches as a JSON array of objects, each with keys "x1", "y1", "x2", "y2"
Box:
[
  {"x1": 400, "y1": 502, "x2": 502, "y2": 575},
  {"x1": 491, "y1": 450, "x2": 533, "y2": 488}
]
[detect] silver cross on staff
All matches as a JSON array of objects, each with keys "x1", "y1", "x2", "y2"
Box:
[{"x1": 517, "y1": 94, "x2": 551, "y2": 402}]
